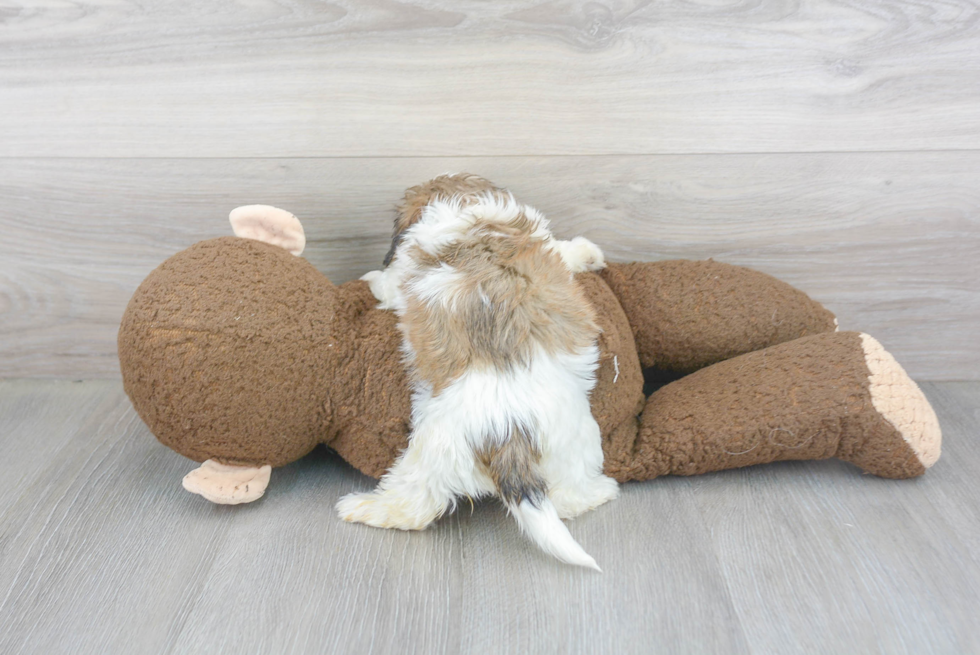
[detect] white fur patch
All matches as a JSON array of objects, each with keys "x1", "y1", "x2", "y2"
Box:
[{"x1": 408, "y1": 263, "x2": 463, "y2": 309}]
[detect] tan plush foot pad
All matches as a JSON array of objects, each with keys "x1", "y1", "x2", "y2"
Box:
[
  {"x1": 860, "y1": 333, "x2": 941, "y2": 469},
  {"x1": 182, "y1": 459, "x2": 272, "y2": 504}
]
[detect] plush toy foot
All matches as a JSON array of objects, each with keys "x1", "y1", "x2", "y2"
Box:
[
  {"x1": 336, "y1": 491, "x2": 435, "y2": 530},
  {"x1": 182, "y1": 459, "x2": 272, "y2": 504},
  {"x1": 839, "y1": 334, "x2": 942, "y2": 477}
]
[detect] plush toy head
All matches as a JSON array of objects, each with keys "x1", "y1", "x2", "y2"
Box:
[{"x1": 118, "y1": 201, "x2": 941, "y2": 504}]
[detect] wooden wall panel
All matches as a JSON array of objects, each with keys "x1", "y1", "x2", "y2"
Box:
[
  {"x1": 1, "y1": 1, "x2": 976, "y2": 379},
  {"x1": 1, "y1": 154, "x2": 976, "y2": 379},
  {"x1": 1, "y1": 0, "x2": 979, "y2": 157}
]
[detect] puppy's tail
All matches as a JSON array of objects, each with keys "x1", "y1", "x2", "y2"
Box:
[
  {"x1": 508, "y1": 497, "x2": 601, "y2": 571},
  {"x1": 480, "y1": 425, "x2": 601, "y2": 571}
]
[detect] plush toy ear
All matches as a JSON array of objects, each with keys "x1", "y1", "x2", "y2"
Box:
[{"x1": 229, "y1": 205, "x2": 306, "y2": 256}]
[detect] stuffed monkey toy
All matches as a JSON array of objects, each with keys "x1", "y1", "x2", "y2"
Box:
[{"x1": 118, "y1": 196, "x2": 941, "y2": 504}]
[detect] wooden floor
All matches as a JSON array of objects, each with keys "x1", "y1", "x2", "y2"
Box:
[{"x1": 0, "y1": 379, "x2": 977, "y2": 654}]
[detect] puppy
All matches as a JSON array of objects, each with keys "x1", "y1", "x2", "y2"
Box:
[{"x1": 336, "y1": 174, "x2": 618, "y2": 569}]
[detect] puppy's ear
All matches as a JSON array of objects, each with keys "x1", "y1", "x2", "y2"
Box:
[
  {"x1": 388, "y1": 186, "x2": 428, "y2": 267},
  {"x1": 383, "y1": 228, "x2": 404, "y2": 267},
  {"x1": 386, "y1": 173, "x2": 503, "y2": 266}
]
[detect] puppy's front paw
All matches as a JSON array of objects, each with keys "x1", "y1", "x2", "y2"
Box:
[
  {"x1": 360, "y1": 269, "x2": 386, "y2": 301},
  {"x1": 563, "y1": 237, "x2": 606, "y2": 273},
  {"x1": 336, "y1": 492, "x2": 429, "y2": 530}
]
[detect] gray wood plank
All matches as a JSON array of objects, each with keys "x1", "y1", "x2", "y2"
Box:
[
  {"x1": 455, "y1": 482, "x2": 750, "y2": 655},
  {"x1": 685, "y1": 381, "x2": 980, "y2": 654},
  {"x1": 0, "y1": 380, "x2": 460, "y2": 654},
  {"x1": 2, "y1": 0, "x2": 979, "y2": 157},
  {"x1": 1, "y1": 380, "x2": 978, "y2": 654},
  {"x1": 0, "y1": 379, "x2": 117, "y2": 513},
  {"x1": 0, "y1": 382, "x2": 232, "y2": 654},
  {"x1": 163, "y1": 453, "x2": 464, "y2": 655},
  {"x1": 0, "y1": 380, "x2": 742, "y2": 655},
  {"x1": 908, "y1": 383, "x2": 980, "y2": 571},
  {"x1": 2, "y1": 154, "x2": 976, "y2": 379}
]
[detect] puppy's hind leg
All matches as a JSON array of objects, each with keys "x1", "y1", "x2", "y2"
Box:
[
  {"x1": 336, "y1": 425, "x2": 470, "y2": 531},
  {"x1": 543, "y1": 413, "x2": 619, "y2": 520}
]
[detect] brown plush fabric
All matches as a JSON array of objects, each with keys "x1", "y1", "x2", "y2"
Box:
[
  {"x1": 574, "y1": 272, "x2": 646, "y2": 445},
  {"x1": 601, "y1": 331, "x2": 926, "y2": 482},
  {"x1": 119, "y1": 239, "x2": 934, "y2": 486},
  {"x1": 601, "y1": 260, "x2": 837, "y2": 373},
  {"x1": 118, "y1": 237, "x2": 340, "y2": 467},
  {"x1": 323, "y1": 280, "x2": 411, "y2": 479}
]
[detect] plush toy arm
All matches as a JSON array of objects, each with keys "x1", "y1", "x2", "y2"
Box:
[
  {"x1": 600, "y1": 260, "x2": 837, "y2": 374},
  {"x1": 601, "y1": 331, "x2": 941, "y2": 482}
]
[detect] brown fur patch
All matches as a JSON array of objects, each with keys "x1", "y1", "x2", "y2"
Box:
[
  {"x1": 401, "y1": 214, "x2": 599, "y2": 394},
  {"x1": 384, "y1": 173, "x2": 508, "y2": 266},
  {"x1": 477, "y1": 423, "x2": 547, "y2": 507}
]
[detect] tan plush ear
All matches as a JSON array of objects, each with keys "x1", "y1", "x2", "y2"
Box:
[
  {"x1": 182, "y1": 460, "x2": 272, "y2": 504},
  {"x1": 229, "y1": 205, "x2": 306, "y2": 256}
]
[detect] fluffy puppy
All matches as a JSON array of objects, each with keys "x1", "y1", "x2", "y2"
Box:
[{"x1": 336, "y1": 174, "x2": 618, "y2": 569}]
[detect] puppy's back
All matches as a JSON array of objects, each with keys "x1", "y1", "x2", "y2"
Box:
[{"x1": 401, "y1": 215, "x2": 598, "y2": 393}]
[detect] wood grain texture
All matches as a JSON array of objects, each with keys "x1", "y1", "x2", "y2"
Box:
[
  {"x1": 1, "y1": 380, "x2": 978, "y2": 654},
  {"x1": 1, "y1": 0, "x2": 979, "y2": 157},
  {"x1": 689, "y1": 385, "x2": 980, "y2": 654},
  {"x1": 1, "y1": 154, "x2": 976, "y2": 379}
]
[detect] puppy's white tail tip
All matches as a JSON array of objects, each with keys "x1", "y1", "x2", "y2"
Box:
[{"x1": 510, "y1": 497, "x2": 601, "y2": 571}]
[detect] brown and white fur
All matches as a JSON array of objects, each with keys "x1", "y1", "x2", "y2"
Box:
[{"x1": 336, "y1": 174, "x2": 618, "y2": 570}]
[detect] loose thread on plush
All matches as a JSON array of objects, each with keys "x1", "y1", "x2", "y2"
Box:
[
  {"x1": 768, "y1": 427, "x2": 815, "y2": 450},
  {"x1": 723, "y1": 427, "x2": 817, "y2": 455},
  {"x1": 723, "y1": 436, "x2": 761, "y2": 456}
]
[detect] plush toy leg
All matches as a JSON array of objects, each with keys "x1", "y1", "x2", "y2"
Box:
[
  {"x1": 182, "y1": 459, "x2": 272, "y2": 504},
  {"x1": 604, "y1": 331, "x2": 940, "y2": 482},
  {"x1": 600, "y1": 260, "x2": 837, "y2": 373}
]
